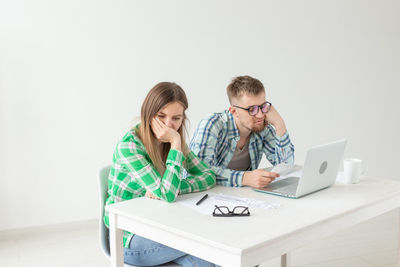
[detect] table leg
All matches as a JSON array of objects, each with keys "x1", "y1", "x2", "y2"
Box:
[
  {"x1": 109, "y1": 212, "x2": 124, "y2": 267},
  {"x1": 281, "y1": 253, "x2": 291, "y2": 267},
  {"x1": 398, "y1": 208, "x2": 400, "y2": 267}
]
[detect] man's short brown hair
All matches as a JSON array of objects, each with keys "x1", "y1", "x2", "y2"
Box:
[{"x1": 226, "y1": 75, "x2": 265, "y2": 104}]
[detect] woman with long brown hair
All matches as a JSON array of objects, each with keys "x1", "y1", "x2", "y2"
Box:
[{"x1": 104, "y1": 82, "x2": 217, "y2": 266}]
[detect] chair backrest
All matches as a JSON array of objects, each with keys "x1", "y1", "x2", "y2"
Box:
[
  {"x1": 97, "y1": 165, "x2": 181, "y2": 267},
  {"x1": 98, "y1": 165, "x2": 111, "y2": 258}
]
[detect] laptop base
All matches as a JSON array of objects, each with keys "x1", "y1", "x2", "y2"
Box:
[{"x1": 254, "y1": 177, "x2": 300, "y2": 199}]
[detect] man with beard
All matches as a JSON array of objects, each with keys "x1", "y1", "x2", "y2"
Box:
[{"x1": 190, "y1": 75, "x2": 295, "y2": 188}]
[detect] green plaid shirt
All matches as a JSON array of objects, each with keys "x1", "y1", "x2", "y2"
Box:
[{"x1": 104, "y1": 125, "x2": 216, "y2": 247}]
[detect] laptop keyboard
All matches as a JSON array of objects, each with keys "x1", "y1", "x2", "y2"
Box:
[{"x1": 268, "y1": 177, "x2": 300, "y2": 194}]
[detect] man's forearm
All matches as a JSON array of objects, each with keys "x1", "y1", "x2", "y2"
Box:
[
  {"x1": 274, "y1": 121, "x2": 287, "y2": 137},
  {"x1": 213, "y1": 166, "x2": 245, "y2": 187}
]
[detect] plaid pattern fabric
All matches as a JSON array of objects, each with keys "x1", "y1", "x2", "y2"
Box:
[
  {"x1": 190, "y1": 110, "x2": 294, "y2": 187},
  {"x1": 104, "y1": 125, "x2": 216, "y2": 247}
]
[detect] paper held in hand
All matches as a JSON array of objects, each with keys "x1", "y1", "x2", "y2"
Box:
[{"x1": 266, "y1": 163, "x2": 303, "y2": 183}]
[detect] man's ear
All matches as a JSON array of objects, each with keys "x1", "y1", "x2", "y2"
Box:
[{"x1": 229, "y1": 106, "x2": 236, "y2": 116}]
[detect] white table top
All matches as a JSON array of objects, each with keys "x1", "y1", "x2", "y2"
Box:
[{"x1": 106, "y1": 177, "x2": 400, "y2": 261}]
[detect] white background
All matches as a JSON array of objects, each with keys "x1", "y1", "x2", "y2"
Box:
[{"x1": 0, "y1": 0, "x2": 399, "y2": 230}]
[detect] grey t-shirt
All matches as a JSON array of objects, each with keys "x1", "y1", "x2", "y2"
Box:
[{"x1": 226, "y1": 142, "x2": 251, "y2": 171}]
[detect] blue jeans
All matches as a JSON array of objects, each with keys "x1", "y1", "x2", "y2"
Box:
[{"x1": 124, "y1": 235, "x2": 217, "y2": 267}]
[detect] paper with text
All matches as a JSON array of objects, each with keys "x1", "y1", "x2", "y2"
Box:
[{"x1": 178, "y1": 192, "x2": 280, "y2": 215}]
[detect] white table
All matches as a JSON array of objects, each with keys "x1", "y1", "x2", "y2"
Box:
[{"x1": 106, "y1": 177, "x2": 400, "y2": 267}]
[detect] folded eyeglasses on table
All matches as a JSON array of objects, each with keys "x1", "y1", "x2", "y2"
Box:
[{"x1": 212, "y1": 205, "x2": 250, "y2": 217}]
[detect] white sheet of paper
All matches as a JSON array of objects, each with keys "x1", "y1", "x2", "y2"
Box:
[
  {"x1": 178, "y1": 192, "x2": 280, "y2": 215},
  {"x1": 268, "y1": 164, "x2": 303, "y2": 183},
  {"x1": 271, "y1": 163, "x2": 295, "y2": 175}
]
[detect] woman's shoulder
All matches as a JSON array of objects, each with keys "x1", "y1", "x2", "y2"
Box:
[{"x1": 117, "y1": 125, "x2": 145, "y2": 151}]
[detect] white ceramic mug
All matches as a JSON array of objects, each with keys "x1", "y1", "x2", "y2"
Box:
[{"x1": 343, "y1": 158, "x2": 363, "y2": 184}]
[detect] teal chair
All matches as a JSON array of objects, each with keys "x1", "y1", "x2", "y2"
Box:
[
  {"x1": 98, "y1": 165, "x2": 112, "y2": 260},
  {"x1": 97, "y1": 166, "x2": 180, "y2": 267}
]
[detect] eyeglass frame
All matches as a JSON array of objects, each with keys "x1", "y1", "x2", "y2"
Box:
[
  {"x1": 232, "y1": 101, "x2": 272, "y2": 116},
  {"x1": 212, "y1": 205, "x2": 250, "y2": 217}
]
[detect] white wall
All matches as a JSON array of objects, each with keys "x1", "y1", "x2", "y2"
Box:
[{"x1": 0, "y1": 0, "x2": 399, "y2": 230}]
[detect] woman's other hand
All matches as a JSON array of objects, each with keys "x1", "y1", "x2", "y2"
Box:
[{"x1": 145, "y1": 191, "x2": 160, "y2": 200}]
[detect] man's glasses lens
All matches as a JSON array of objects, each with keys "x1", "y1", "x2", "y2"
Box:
[
  {"x1": 249, "y1": 106, "x2": 258, "y2": 116},
  {"x1": 261, "y1": 102, "x2": 271, "y2": 113},
  {"x1": 248, "y1": 102, "x2": 271, "y2": 116}
]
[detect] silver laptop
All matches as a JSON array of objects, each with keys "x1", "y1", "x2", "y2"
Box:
[{"x1": 254, "y1": 139, "x2": 347, "y2": 199}]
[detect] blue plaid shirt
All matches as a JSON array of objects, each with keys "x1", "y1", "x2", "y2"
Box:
[{"x1": 190, "y1": 110, "x2": 295, "y2": 187}]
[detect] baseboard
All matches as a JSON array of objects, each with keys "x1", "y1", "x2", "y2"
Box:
[{"x1": 0, "y1": 218, "x2": 98, "y2": 239}]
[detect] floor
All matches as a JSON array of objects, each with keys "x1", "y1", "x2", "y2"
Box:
[{"x1": 0, "y1": 210, "x2": 398, "y2": 267}]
